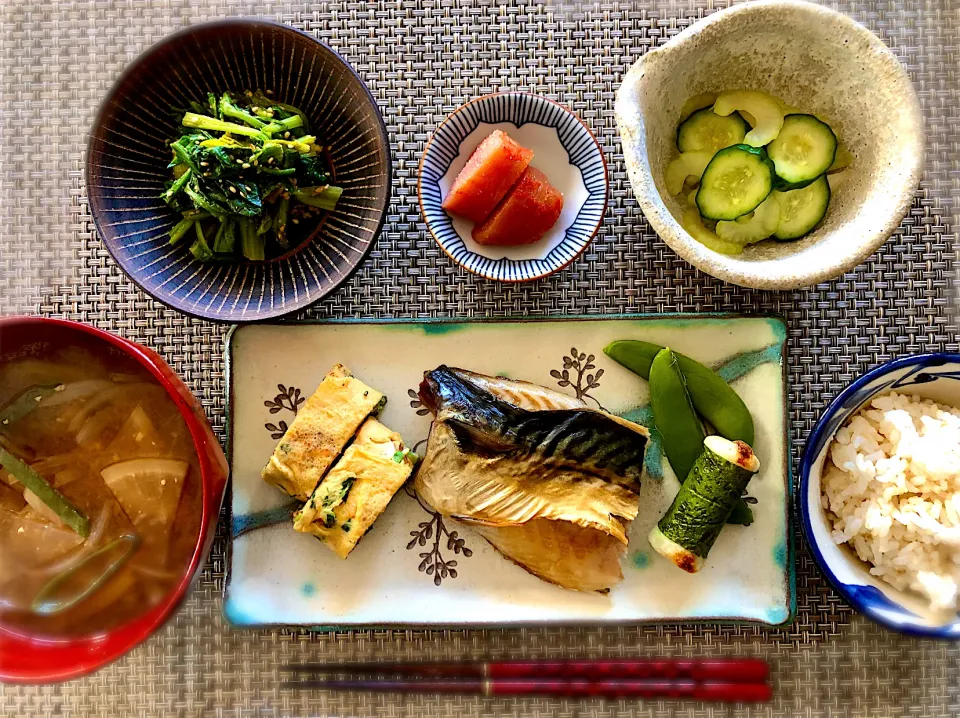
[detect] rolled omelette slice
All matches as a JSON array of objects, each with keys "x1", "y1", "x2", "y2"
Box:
[
  {"x1": 293, "y1": 418, "x2": 417, "y2": 559},
  {"x1": 261, "y1": 364, "x2": 384, "y2": 500}
]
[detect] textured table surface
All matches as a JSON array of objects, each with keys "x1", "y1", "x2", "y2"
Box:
[{"x1": 2, "y1": 0, "x2": 960, "y2": 716}]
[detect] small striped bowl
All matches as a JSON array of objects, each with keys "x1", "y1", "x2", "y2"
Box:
[
  {"x1": 418, "y1": 93, "x2": 607, "y2": 282},
  {"x1": 87, "y1": 19, "x2": 391, "y2": 322}
]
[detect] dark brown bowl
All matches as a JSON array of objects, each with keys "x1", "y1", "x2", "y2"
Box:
[{"x1": 87, "y1": 19, "x2": 391, "y2": 322}]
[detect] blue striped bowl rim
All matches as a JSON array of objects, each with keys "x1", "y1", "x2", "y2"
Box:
[
  {"x1": 418, "y1": 92, "x2": 607, "y2": 282},
  {"x1": 800, "y1": 353, "x2": 960, "y2": 638}
]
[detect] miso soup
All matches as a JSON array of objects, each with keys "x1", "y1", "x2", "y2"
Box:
[{"x1": 0, "y1": 337, "x2": 202, "y2": 636}]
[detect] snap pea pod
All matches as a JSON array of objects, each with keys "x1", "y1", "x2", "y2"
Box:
[
  {"x1": 727, "y1": 497, "x2": 756, "y2": 526},
  {"x1": 0, "y1": 447, "x2": 89, "y2": 537},
  {"x1": 603, "y1": 340, "x2": 754, "y2": 445},
  {"x1": 649, "y1": 348, "x2": 705, "y2": 484},
  {"x1": 612, "y1": 341, "x2": 754, "y2": 525}
]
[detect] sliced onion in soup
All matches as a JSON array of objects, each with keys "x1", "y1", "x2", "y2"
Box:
[
  {"x1": 67, "y1": 383, "x2": 164, "y2": 435},
  {"x1": 23, "y1": 488, "x2": 64, "y2": 526},
  {"x1": 0, "y1": 482, "x2": 25, "y2": 512},
  {"x1": 0, "y1": 433, "x2": 34, "y2": 465},
  {"x1": 39, "y1": 379, "x2": 114, "y2": 408},
  {"x1": 29, "y1": 453, "x2": 81, "y2": 477},
  {"x1": 53, "y1": 467, "x2": 85, "y2": 488}
]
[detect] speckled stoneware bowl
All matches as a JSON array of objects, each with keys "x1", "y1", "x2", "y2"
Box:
[
  {"x1": 615, "y1": 0, "x2": 924, "y2": 290},
  {"x1": 800, "y1": 354, "x2": 960, "y2": 638}
]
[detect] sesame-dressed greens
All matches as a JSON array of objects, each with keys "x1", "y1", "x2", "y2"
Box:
[{"x1": 162, "y1": 90, "x2": 342, "y2": 262}]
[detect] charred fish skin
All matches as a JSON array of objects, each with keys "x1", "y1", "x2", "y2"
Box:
[
  {"x1": 420, "y1": 366, "x2": 647, "y2": 491},
  {"x1": 443, "y1": 366, "x2": 589, "y2": 412},
  {"x1": 415, "y1": 367, "x2": 651, "y2": 593},
  {"x1": 418, "y1": 365, "x2": 516, "y2": 427}
]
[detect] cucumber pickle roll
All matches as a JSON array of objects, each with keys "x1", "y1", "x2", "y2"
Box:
[{"x1": 649, "y1": 435, "x2": 760, "y2": 573}]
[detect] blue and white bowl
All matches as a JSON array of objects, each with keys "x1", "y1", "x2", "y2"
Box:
[
  {"x1": 800, "y1": 353, "x2": 960, "y2": 638},
  {"x1": 418, "y1": 92, "x2": 608, "y2": 282}
]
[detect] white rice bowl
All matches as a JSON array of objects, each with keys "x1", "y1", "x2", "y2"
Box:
[{"x1": 822, "y1": 392, "x2": 960, "y2": 612}]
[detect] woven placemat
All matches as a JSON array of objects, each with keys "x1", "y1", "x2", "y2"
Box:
[{"x1": 2, "y1": 0, "x2": 959, "y2": 715}]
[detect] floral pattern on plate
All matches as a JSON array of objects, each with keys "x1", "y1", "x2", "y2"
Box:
[{"x1": 225, "y1": 315, "x2": 793, "y2": 628}]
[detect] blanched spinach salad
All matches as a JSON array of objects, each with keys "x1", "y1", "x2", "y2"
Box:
[{"x1": 162, "y1": 90, "x2": 342, "y2": 262}]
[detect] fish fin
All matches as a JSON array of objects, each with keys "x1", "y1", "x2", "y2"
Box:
[{"x1": 450, "y1": 513, "x2": 525, "y2": 528}]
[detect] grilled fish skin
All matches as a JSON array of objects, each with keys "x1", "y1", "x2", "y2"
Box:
[
  {"x1": 430, "y1": 366, "x2": 589, "y2": 412},
  {"x1": 414, "y1": 366, "x2": 650, "y2": 593},
  {"x1": 417, "y1": 422, "x2": 640, "y2": 543},
  {"x1": 419, "y1": 366, "x2": 647, "y2": 491},
  {"x1": 468, "y1": 518, "x2": 628, "y2": 594}
]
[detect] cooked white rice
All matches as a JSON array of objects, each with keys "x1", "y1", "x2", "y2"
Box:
[{"x1": 822, "y1": 391, "x2": 960, "y2": 612}]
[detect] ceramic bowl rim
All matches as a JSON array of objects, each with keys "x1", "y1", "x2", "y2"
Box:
[
  {"x1": 798, "y1": 352, "x2": 960, "y2": 638},
  {"x1": 85, "y1": 17, "x2": 392, "y2": 323},
  {"x1": 417, "y1": 90, "x2": 609, "y2": 283},
  {"x1": 0, "y1": 316, "x2": 229, "y2": 682},
  {"x1": 618, "y1": 0, "x2": 924, "y2": 290}
]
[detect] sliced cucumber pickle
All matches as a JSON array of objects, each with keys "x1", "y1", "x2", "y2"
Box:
[
  {"x1": 774, "y1": 175, "x2": 817, "y2": 192},
  {"x1": 828, "y1": 144, "x2": 854, "y2": 174},
  {"x1": 679, "y1": 92, "x2": 719, "y2": 123},
  {"x1": 695, "y1": 144, "x2": 775, "y2": 221},
  {"x1": 665, "y1": 151, "x2": 714, "y2": 195},
  {"x1": 713, "y1": 90, "x2": 785, "y2": 147},
  {"x1": 681, "y1": 207, "x2": 745, "y2": 255},
  {"x1": 773, "y1": 175, "x2": 830, "y2": 241},
  {"x1": 677, "y1": 108, "x2": 748, "y2": 154},
  {"x1": 767, "y1": 114, "x2": 837, "y2": 185},
  {"x1": 716, "y1": 194, "x2": 780, "y2": 244}
]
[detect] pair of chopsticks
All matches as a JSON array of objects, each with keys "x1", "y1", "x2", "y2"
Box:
[{"x1": 285, "y1": 658, "x2": 772, "y2": 703}]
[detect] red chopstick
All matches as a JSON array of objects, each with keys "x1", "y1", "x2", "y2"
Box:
[
  {"x1": 289, "y1": 658, "x2": 769, "y2": 682},
  {"x1": 286, "y1": 677, "x2": 772, "y2": 703},
  {"x1": 285, "y1": 659, "x2": 773, "y2": 703}
]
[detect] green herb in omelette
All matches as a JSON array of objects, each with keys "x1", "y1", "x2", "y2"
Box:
[
  {"x1": 311, "y1": 475, "x2": 356, "y2": 528},
  {"x1": 162, "y1": 90, "x2": 342, "y2": 262}
]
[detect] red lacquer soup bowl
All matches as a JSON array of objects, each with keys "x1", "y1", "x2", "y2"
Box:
[{"x1": 0, "y1": 317, "x2": 228, "y2": 684}]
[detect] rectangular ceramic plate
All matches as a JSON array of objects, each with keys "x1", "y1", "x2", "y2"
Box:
[{"x1": 224, "y1": 315, "x2": 794, "y2": 628}]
